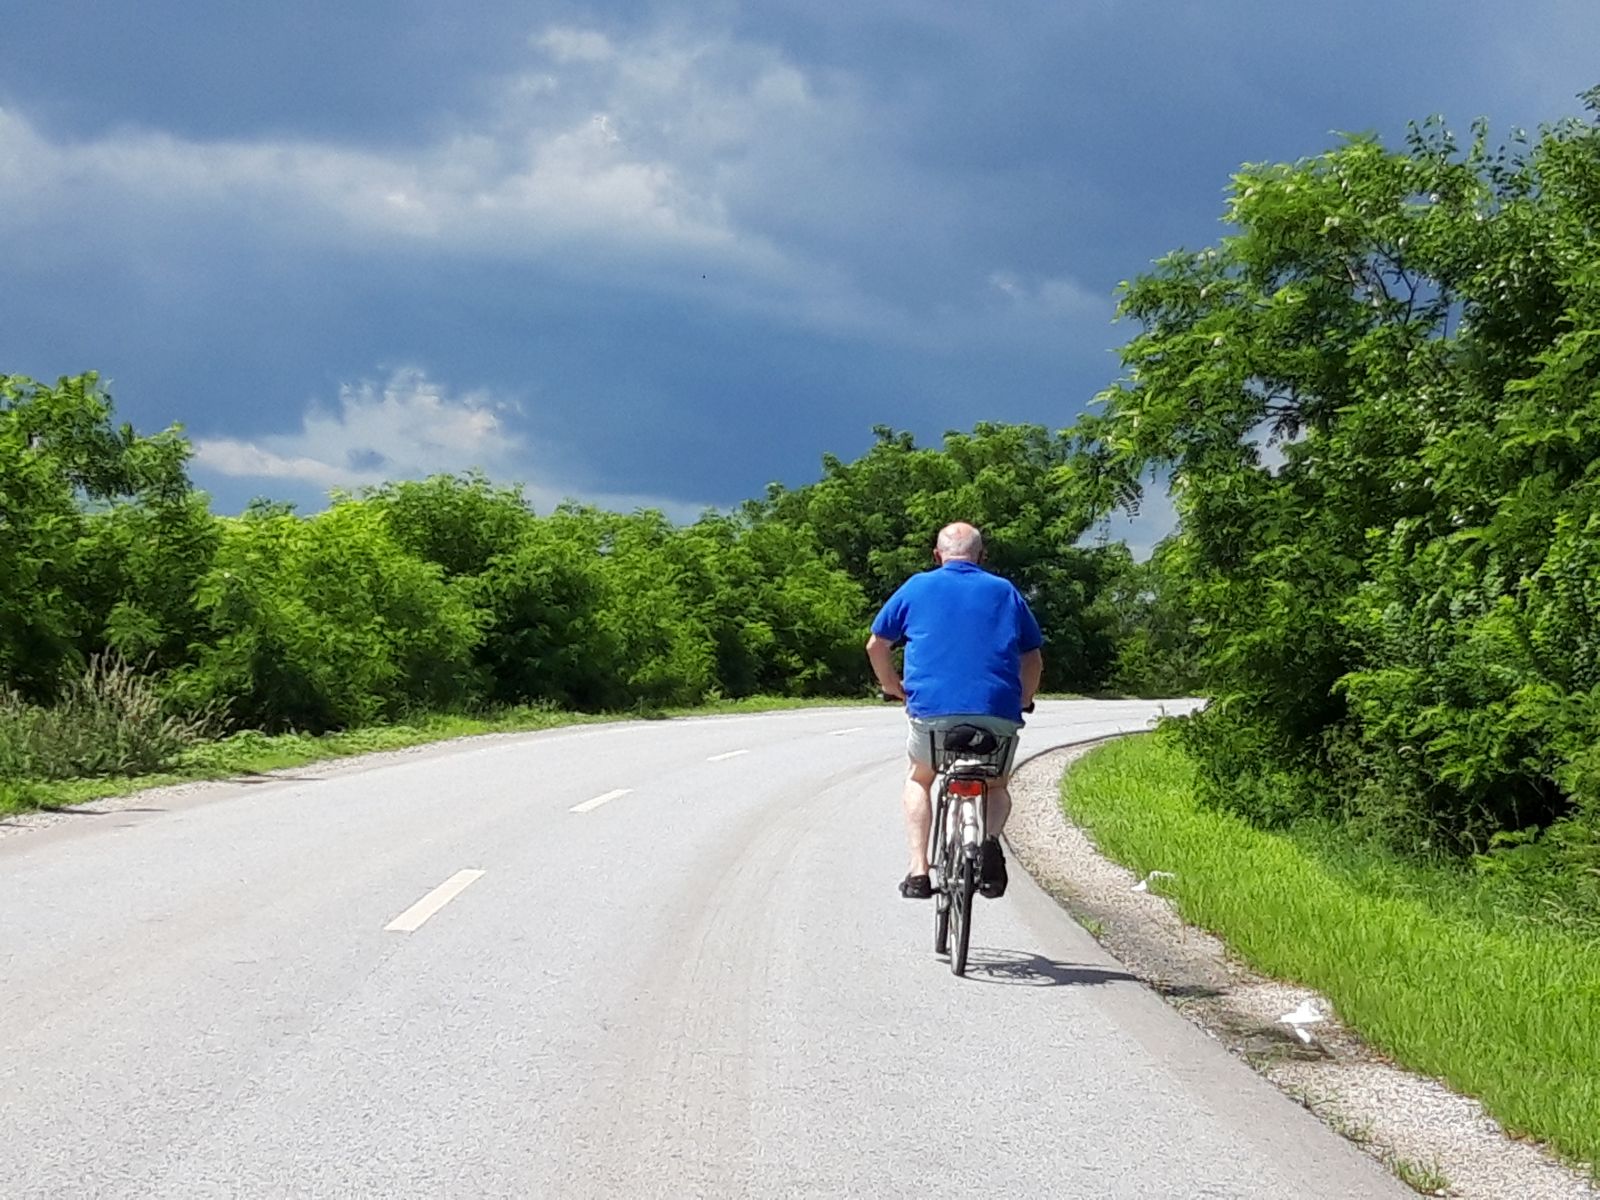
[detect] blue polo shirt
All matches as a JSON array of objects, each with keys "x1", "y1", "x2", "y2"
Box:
[{"x1": 871, "y1": 561, "x2": 1043, "y2": 722}]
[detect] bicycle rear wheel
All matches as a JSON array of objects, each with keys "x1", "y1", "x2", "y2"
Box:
[
  {"x1": 950, "y1": 850, "x2": 976, "y2": 976},
  {"x1": 931, "y1": 789, "x2": 951, "y2": 955}
]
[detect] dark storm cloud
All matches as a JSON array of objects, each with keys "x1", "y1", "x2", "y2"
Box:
[{"x1": 1, "y1": 2, "x2": 1595, "y2": 521}]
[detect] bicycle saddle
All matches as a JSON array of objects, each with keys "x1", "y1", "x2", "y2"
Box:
[{"x1": 942, "y1": 725, "x2": 1000, "y2": 754}]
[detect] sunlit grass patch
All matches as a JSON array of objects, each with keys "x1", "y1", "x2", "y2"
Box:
[{"x1": 1062, "y1": 734, "x2": 1600, "y2": 1171}]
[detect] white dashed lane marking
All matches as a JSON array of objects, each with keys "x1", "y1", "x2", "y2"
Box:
[
  {"x1": 571, "y1": 788, "x2": 631, "y2": 814},
  {"x1": 384, "y1": 869, "x2": 486, "y2": 933},
  {"x1": 707, "y1": 750, "x2": 749, "y2": 762}
]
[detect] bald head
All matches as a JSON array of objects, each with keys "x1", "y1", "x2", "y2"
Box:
[{"x1": 936, "y1": 522, "x2": 984, "y2": 562}]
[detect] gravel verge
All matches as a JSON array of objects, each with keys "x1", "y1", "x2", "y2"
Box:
[{"x1": 1006, "y1": 740, "x2": 1599, "y2": 1200}]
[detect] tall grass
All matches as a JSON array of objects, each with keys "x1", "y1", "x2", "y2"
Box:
[
  {"x1": 0, "y1": 656, "x2": 214, "y2": 781},
  {"x1": 1063, "y1": 734, "x2": 1600, "y2": 1171}
]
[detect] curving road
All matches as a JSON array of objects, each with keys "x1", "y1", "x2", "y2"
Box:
[{"x1": 0, "y1": 701, "x2": 1405, "y2": 1198}]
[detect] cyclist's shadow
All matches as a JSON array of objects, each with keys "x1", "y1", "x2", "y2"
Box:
[{"x1": 960, "y1": 948, "x2": 1138, "y2": 988}]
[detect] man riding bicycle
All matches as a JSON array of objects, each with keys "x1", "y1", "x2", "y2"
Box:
[{"x1": 865, "y1": 522, "x2": 1044, "y2": 901}]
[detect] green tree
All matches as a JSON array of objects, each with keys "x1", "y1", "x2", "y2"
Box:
[
  {"x1": 364, "y1": 472, "x2": 533, "y2": 578},
  {"x1": 667, "y1": 514, "x2": 866, "y2": 698},
  {"x1": 763, "y1": 423, "x2": 1118, "y2": 690},
  {"x1": 76, "y1": 493, "x2": 220, "y2": 676},
  {"x1": 172, "y1": 501, "x2": 483, "y2": 730},
  {"x1": 0, "y1": 373, "x2": 190, "y2": 698},
  {"x1": 1088, "y1": 540, "x2": 1206, "y2": 697},
  {"x1": 469, "y1": 507, "x2": 620, "y2": 709},
  {"x1": 1076, "y1": 92, "x2": 1600, "y2": 886}
]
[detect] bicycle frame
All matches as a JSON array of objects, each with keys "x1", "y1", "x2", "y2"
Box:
[
  {"x1": 885, "y1": 699, "x2": 1028, "y2": 976},
  {"x1": 926, "y1": 728, "x2": 1004, "y2": 878},
  {"x1": 928, "y1": 771, "x2": 989, "y2": 890}
]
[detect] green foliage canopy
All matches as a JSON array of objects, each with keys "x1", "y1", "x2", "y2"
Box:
[
  {"x1": 761, "y1": 422, "x2": 1123, "y2": 691},
  {"x1": 0, "y1": 373, "x2": 191, "y2": 697},
  {"x1": 1076, "y1": 96, "x2": 1600, "y2": 911}
]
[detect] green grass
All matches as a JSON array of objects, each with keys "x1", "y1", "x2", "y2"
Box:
[
  {"x1": 1283, "y1": 818, "x2": 1600, "y2": 941},
  {"x1": 1391, "y1": 1157, "x2": 1450, "y2": 1196},
  {"x1": 1062, "y1": 734, "x2": 1600, "y2": 1172},
  {"x1": 0, "y1": 694, "x2": 877, "y2": 817}
]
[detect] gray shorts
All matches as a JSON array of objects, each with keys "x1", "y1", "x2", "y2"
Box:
[{"x1": 907, "y1": 714, "x2": 1022, "y2": 776}]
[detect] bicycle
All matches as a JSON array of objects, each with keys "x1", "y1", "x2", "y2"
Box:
[{"x1": 925, "y1": 723, "x2": 1012, "y2": 977}]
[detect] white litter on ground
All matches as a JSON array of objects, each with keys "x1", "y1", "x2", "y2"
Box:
[{"x1": 1132, "y1": 870, "x2": 1177, "y2": 893}]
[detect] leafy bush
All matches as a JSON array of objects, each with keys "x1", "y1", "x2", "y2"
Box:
[
  {"x1": 363, "y1": 472, "x2": 532, "y2": 578},
  {"x1": 470, "y1": 509, "x2": 621, "y2": 709},
  {"x1": 170, "y1": 502, "x2": 483, "y2": 731},
  {"x1": 588, "y1": 510, "x2": 719, "y2": 708},
  {"x1": 76, "y1": 492, "x2": 220, "y2": 674}
]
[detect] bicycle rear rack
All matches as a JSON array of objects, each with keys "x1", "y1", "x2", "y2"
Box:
[{"x1": 929, "y1": 730, "x2": 1010, "y2": 779}]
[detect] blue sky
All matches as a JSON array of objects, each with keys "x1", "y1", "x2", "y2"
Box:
[{"x1": 3, "y1": 3, "x2": 1597, "y2": 551}]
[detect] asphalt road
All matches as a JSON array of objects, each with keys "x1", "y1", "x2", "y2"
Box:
[{"x1": 0, "y1": 701, "x2": 1407, "y2": 1198}]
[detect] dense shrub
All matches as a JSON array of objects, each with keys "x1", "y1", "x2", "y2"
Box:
[
  {"x1": 170, "y1": 502, "x2": 483, "y2": 731},
  {"x1": 470, "y1": 510, "x2": 622, "y2": 709},
  {"x1": 364, "y1": 473, "x2": 531, "y2": 578},
  {"x1": 77, "y1": 493, "x2": 221, "y2": 674}
]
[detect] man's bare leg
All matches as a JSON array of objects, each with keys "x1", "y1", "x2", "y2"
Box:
[
  {"x1": 976, "y1": 777, "x2": 1014, "y2": 897},
  {"x1": 903, "y1": 760, "x2": 937, "y2": 875},
  {"x1": 986, "y1": 780, "x2": 1013, "y2": 834}
]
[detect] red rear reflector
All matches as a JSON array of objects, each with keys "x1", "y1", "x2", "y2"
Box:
[{"x1": 949, "y1": 779, "x2": 985, "y2": 796}]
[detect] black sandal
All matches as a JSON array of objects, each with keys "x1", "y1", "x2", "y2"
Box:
[
  {"x1": 978, "y1": 837, "x2": 1008, "y2": 898},
  {"x1": 899, "y1": 873, "x2": 933, "y2": 899}
]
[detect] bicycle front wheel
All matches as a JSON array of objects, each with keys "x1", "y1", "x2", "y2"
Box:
[{"x1": 950, "y1": 850, "x2": 976, "y2": 976}]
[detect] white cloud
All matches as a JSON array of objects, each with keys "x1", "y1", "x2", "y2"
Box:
[
  {"x1": 535, "y1": 27, "x2": 617, "y2": 64},
  {"x1": 0, "y1": 21, "x2": 1129, "y2": 366},
  {"x1": 192, "y1": 368, "x2": 520, "y2": 489},
  {"x1": 0, "y1": 20, "x2": 819, "y2": 272},
  {"x1": 0, "y1": 102, "x2": 743, "y2": 258},
  {"x1": 191, "y1": 442, "x2": 355, "y2": 490},
  {"x1": 0, "y1": 20, "x2": 864, "y2": 267},
  {"x1": 190, "y1": 367, "x2": 707, "y2": 518},
  {"x1": 989, "y1": 270, "x2": 1109, "y2": 321}
]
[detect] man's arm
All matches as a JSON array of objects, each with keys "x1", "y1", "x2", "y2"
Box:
[
  {"x1": 1021, "y1": 647, "x2": 1043, "y2": 708},
  {"x1": 865, "y1": 634, "x2": 905, "y2": 700}
]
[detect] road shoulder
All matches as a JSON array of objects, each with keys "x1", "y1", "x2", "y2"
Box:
[{"x1": 1005, "y1": 742, "x2": 1600, "y2": 1200}]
